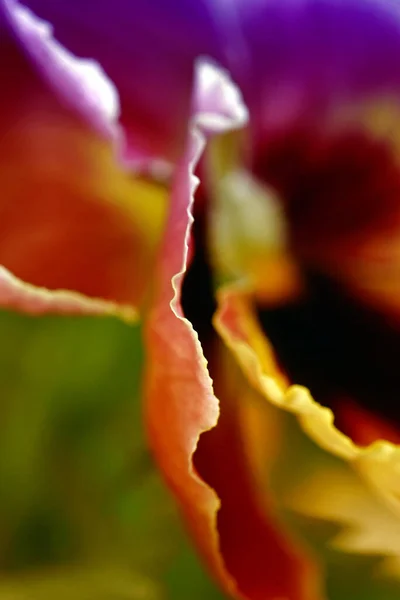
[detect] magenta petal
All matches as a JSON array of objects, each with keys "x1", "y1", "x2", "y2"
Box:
[
  {"x1": 1, "y1": 0, "x2": 120, "y2": 141},
  {"x1": 19, "y1": 0, "x2": 246, "y2": 162},
  {"x1": 234, "y1": 0, "x2": 400, "y2": 136}
]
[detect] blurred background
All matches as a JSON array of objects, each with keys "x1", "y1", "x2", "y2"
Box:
[{"x1": 0, "y1": 309, "x2": 226, "y2": 599}]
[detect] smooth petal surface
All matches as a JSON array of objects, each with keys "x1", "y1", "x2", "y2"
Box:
[
  {"x1": 233, "y1": 0, "x2": 400, "y2": 139},
  {"x1": 144, "y1": 63, "x2": 253, "y2": 598},
  {"x1": 21, "y1": 0, "x2": 244, "y2": 162},
  {"x1": 0, "y1": 0, "x2": 167, "y2": 315}
]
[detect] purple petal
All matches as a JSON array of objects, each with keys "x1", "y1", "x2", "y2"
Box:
[
  {"x1": 21, "y1": 0, "x2": 243, "y2": 161},
  {"x1": 234, "y1": 0, "x2": 400, "y2": 135},
  {"x1": 1, "y1": 0, "x2": 120, "y2": 141}
]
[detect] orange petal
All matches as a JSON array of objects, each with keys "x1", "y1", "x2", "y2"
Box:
[{"x1": 144, "y1": 63, "x2": 250, "y2": 598}]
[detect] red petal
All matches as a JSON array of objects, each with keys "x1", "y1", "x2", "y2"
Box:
[{"x1": 195, "y1": 340, "x2": 321, "y2": 600}]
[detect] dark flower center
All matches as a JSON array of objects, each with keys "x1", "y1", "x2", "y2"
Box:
[
  {"x1": 257, "y1": 270, "x2": 400, "y2": 430},
  {"x1": 253, "y1": 127, "x2": 399, "y2": 265},
  {"x1": 254, "y1": 126, "x2": 400, "y2": 437}
]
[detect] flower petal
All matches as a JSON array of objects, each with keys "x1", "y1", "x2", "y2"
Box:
[
  {"x1": 3, "y1": 0, "x2": 119, "y2": 140},
  {"x1": 272, "y1": 416, "x2": 400, "y2": 600},
  {"x1": 234, "y1": 0, "x2": 400, "y2": 138},
  {"x1": 0, "y1": 1, "x2": 167, "y2": 315},
  {"x1": 144, "y1": 63, "x2": 252, "y2": 598},
  {"x1": 252, "y1": 108, "x2": 400, "y2": 324},
  {"x1": 214, "y1": 283, "x2": 400, "y2": 597},
  {"x1": 21, "y1": 0, "x2": 243, "y2": 161},
  {"x1": 194, "y1": 341, "x2": 323, "y2": 600},
  {"x1": 0, "y1": 266, "x2": 137, "y2": 319}
]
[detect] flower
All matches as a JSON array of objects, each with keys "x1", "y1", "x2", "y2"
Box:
[{"x1": 3, "y1": 1, "x2": 400, "y2": 599}]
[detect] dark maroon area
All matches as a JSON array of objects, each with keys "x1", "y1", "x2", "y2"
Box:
[
  {"x1": 253, "y1": 127, "x2": 400, "y2": 254},
  {"x1": 253, "y1": 127, "x2": 400, "y2": 430}
]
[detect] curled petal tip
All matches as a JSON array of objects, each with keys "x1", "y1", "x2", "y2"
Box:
[{"x1": 194, "y1": 59, "x2": 249, "y2": 134}]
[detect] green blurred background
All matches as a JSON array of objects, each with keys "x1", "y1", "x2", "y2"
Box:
[{"x1": 0, "y1": 310, "x2": 226, "y2": 599}]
